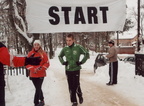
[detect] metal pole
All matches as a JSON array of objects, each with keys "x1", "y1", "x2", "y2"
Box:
[
  {"x1": 137, "y1": 0, "x2": 140, "y2": 51},
  {"x1": 117, "y1": 31, "x2": 119, "y2": 46}
]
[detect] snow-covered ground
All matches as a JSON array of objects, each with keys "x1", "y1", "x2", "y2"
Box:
[{"x1": 5, "y1": 49, "x2": 144, "y2": 106}]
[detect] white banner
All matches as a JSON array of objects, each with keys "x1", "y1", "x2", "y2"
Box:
[{"x1": 26, "y1": 0, "x2": 126, "y2": 33}]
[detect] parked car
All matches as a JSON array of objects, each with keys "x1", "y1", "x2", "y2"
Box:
[
  {"x1": 93, "y1": 54, "x2": 108, "y2": 73},
  {"x1": 123, "y1": 56, "x2": 135, "y2": 65},
  {"x1": 93, "y1": 54, "x2": 122, "y2": 73}
]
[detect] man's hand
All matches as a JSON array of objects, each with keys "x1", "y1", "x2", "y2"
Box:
[
  {"x1": 103, "y1": 55, "x2": 108, "y2": 58},
  {"x1": 63, "y1": 61, "x2": 68, "y2": 66},
  {"x1": 25, "y1": 57, "x2": 41, "y2": 66},
  {"x1": 76, "y1": 61, "x2": 82, "y2": 66}
]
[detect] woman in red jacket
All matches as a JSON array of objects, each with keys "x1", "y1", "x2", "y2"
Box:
[
  {"x1": 0, "y1": 42, "x2": 41, "y2": 106},
  {"x1": 26, "y1": 40, "x2": 50, "y2": 106}
]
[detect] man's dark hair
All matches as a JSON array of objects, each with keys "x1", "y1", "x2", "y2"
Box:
[
  {"x1": 66, "y1": 34, "x2": 74, "y2": 40},
  {"x1": 108, "y1": 40, "x2": 115, "y2": 45}
]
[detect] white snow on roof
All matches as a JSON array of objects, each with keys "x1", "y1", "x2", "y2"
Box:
[{"x1": 112, "y1": 30, "x2": 137, "y2": 39}]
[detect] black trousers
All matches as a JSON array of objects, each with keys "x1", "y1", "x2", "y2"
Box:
[
  {"x1": 0, "y1": 86, "x2": 5, "y2": 106},
  {"x1": 109, "y1": 61, "x2": 118, "y2": 84},
  {"x1": 31, "y1": 78, "x2": 44, "y2": 105},
  {"x1": 66, "y1": 70, "x2": 82, "y2": 103}
]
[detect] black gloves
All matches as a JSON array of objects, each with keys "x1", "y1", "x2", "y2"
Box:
[
  {"x1": 76, "y1": 61, "x2": 82, "y2": 66},
  {"x1": 63, "y1": 61, "x2": 68, "y2": 66},
  {"x1": 25, "y1": 57, "x2": 41, "y2": 66}
]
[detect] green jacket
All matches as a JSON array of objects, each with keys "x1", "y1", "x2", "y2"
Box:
[{"x1": 58, "y1": 43, "x2": 89, "y2": 71}]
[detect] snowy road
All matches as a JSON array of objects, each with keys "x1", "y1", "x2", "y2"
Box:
[
  {"x1": 80, "y1": 71, "x2": 137, "y2": 106},
  {"x1": 43, "y1": 65, "x2": 138, "y2": 106},
  {"x1": 6, "y1": 66, "x2": 138, "y2": 106},
  {"x1": 5, "y1": 55, "x2": 140, "y2": 106},
  {"x1": 45, "y1": 67, "x2": 138, "y2": 106}
]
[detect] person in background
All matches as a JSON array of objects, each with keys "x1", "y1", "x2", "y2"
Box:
[
  {"x1": 58, "y1": 34, "x2": 89, "y2": 106},
  {"x1": 0, "y1": 42, "x2": 41, "y2": 106},
  {"x1": 106, "y1": 40, "x2": 118, "y2": 86},
  {"x1": 26, "y1": 40, "x2": 50, "y2": 106}
]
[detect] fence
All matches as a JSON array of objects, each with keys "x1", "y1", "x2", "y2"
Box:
[
  {"x1": 135, "y1": 53, "x2": 144, "y2": 77},
  {"x1": 4, "y1": 66, "x2": 29, "y2": 77}
]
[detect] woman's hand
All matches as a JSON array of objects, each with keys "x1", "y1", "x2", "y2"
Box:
[{"x1": 34, "y1": 66, "x2": 42, "y2": 73}]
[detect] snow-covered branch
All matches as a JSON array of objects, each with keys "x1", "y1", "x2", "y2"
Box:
[{"x1": 13, "y1": 0, "x2": 33, "y2": 43}]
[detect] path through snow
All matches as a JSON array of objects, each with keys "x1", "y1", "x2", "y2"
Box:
[{"x1": 6, "y1": 57, "x2": 138, "y2": 106}]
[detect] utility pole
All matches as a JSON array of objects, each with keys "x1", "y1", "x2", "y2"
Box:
[
  {"x1": 116, "y1": 31, "x2": 119, "y2": 46},
  {"x1": 137, "y1": 0, "x2": 140, "y2": 51}
]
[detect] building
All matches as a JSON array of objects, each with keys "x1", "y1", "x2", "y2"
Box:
[{"x1": 113, "y1": 31, "x2": 137, "y2": 54}]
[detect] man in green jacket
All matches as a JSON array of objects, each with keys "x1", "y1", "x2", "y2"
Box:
[{"x1": 58, "y1": 34, "x2": 89, "y2": 106}]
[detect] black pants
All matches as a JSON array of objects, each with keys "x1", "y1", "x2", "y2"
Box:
[
  {"x1": 109, "y1": 61, "x2": 118, "y2": 84},
  {"x1": 0, "y1": 86, "x2": 5, "y2": 106},
  {"x1": 31, "y1": 78, "x2": 44, "y2": 105},
  {"x1": 66, "y1": 70, "x2": 82, "y2": 103}
]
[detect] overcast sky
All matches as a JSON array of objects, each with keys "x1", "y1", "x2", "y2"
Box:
[{"x1": 126, "y1": 0, "x2": 137, "y2": 8}]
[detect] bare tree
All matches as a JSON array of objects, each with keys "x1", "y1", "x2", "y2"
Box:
[
  {"x1": 0, "y1": 0, "x2": 33, "y2": 54},
  {"x1": 132, "y1": 4, "x2": 144, "y2": 36}
]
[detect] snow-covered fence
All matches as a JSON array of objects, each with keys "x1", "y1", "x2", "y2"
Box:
[{"x1": 4, "y1": 66, "x2": 29, "y2": 77}]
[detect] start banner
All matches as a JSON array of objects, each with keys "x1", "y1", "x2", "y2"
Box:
[{"x1": 26, "y1": 0, "x2": 126, "y2": 33}]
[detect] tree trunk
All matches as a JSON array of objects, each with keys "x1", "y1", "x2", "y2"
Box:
[
  {"x1": 7, "y1": 0, "x2": 32, "y2": 54},
  {"x1": 63, "y1": 33, "x2": 66, "y2": 47},
  {"x1": 49, "y1": 33, "x2": 53, "y2": 59},
  {"x1": 33, "y1": 33, "x2": 40, "y2": 41}
]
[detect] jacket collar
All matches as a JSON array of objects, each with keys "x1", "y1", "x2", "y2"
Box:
[{"x1": 69, "y1": 43, "x2": 75, "y2": 48}]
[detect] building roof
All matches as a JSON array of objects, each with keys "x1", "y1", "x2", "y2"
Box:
[{"x1": 112, "y1": 30, "x2": 137, "y2": 40}]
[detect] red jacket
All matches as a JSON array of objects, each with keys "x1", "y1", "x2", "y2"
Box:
[
  {"x1": 0, "y1": 42, "x2": 25, "y2": 67},
  {"x1": 26, "y1": 49, "x2": 50, "y2": 78}
]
